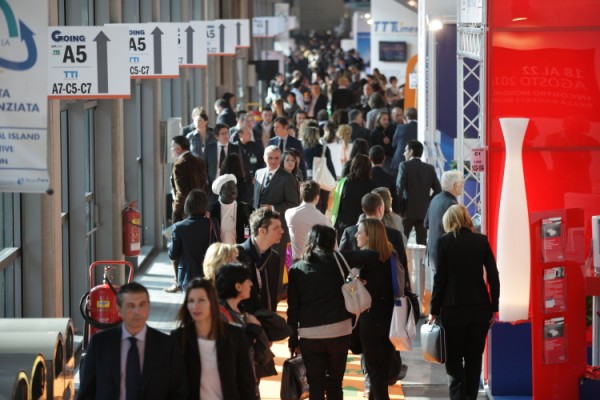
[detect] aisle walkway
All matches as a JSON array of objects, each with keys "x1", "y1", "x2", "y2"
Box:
[{"x1": 135, "y1": 250, "x2": 487, "y2": 399}]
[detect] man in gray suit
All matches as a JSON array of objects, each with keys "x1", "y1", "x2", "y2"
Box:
[
  {"x1": 424, "y1": 170, "x2": 464, "y2": 273},
  {"x1": 254, "y1": 145, "x2": 300, "y2": 299},
  {"x1": 396, "y1": 139, "x2": 441, "y2": 245}
]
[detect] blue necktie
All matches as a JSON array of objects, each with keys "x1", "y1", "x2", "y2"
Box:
[
  {"x1": 126, "y1": 337, "x2": 141, "y2": 400},
  {"x1": 279, "y1": 138, "x2": 285, "y2": 152}
]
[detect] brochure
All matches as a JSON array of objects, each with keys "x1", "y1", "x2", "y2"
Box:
[
  {"x1": 543, "y1": 317, "x2": 567, "y2": 364},
  {"x1": 541, "y1": 216, "x2": 564, "y2": 262},
  {"x1": 543, "y1": 266, "x2": 566, "y2": 313}
]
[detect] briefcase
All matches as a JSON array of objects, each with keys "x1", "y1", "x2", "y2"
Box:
[
  {"x1": 280, "y1": 355, "x2": 309, "y2": 400},
  {"x1": 420, "y1": 322, "x2": 446, "y2": 364}
]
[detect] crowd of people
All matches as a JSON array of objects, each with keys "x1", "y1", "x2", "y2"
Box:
[{"x1": 78, "y1": 41, "x2": 500, "y2": 400}]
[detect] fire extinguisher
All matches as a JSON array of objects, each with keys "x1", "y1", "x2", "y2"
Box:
[
  {"x1": 79, "y1": 261, "x2": 134, "y2": 349},
  {"x1": 123, "y1": 201, "x2": 141, "y2": 257}
]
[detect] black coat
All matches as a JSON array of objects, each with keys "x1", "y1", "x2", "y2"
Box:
[
  {"x1": 334, "y1": 179, "x2": 377, "y2": 239},
  {"x1": 77, "y1": 325, "x2": 187, "y2": 400},
  {"x1": 371, "y1": 166, "x2": 401, "y2": 214},
  {"x1": 170, "y1": 323, "x2": 256, "y2": 400},
  {"x1": 424, "y1": 191, "x2": 457, "y2": 264},
  {"x1": 431, "y1": 228, "x2": 500, "y2": 315},
  {"x1": 396, "y1": 158, "x2": 441, "y2": 219},
  {"x1": 209, "y1": 201, "x2": 254, "y2": 244},
  {"x1": 168, "y1": 215, "x2": 214, "y2": 285}
]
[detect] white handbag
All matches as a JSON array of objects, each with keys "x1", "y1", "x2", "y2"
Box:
[
  {"x1": 312, "y1": 144, "x2": 336, "y2": 191},
  {"x1": 334, "y1": 252, "x2": 372, "y2": 321}
]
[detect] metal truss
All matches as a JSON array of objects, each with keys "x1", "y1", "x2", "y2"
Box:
[{"x1": 457, "y1": 14, "x2": 486, "y2": 232}]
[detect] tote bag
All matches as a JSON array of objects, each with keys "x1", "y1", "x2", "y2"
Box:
[
  {"x1": 389, "y1": 255, "x2": 417, "y2": 351},
  {"x1": 312, "y1": 145, "x2": 336, "y2": 191},
  {"x1": 333, "y1": 251, "x2": 371, "y2": 319}
]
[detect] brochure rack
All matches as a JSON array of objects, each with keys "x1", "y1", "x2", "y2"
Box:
[{"x1": 530, "y1": 208, "x2": 587, "y2": 398}]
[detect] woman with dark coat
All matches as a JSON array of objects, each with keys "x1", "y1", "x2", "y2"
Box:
[
  {"x1": 340, "y1": 138, "x2": 370, "y2": 178},
  {"x1": 287, "y1": 224, "x2": 377, "y2": 400},
  {"x1": 171, "y1": 278, "x2": 257, "y2": 400},
  {"x1": 168, "y1": 189, "x2": 214, "y2": 290},
  {"x1": 302, "y1": 126, "x2": 337, "y2": 213},
  {"x1": 334, "y1": 154, "x2": 377, "y2": 240},
  {"x1": 429, "y1": 205, "x2": 499, "y2": 400},
  {"x1": 370, "y1": 111, "x2": 395, "y2": 172},
  {"x1": 355, "y1": 218, "x2": 401, "y2": 400}
]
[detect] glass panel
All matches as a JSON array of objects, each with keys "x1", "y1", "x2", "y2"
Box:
[{"x1": 0, "y1": 261, "x2": 16, "y2": 317}]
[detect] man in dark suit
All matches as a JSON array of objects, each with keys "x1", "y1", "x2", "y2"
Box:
[
  {"x1": 370, "y1": 145, "x2": 401, "y2": 214},
  {"x1": 214, "y1": 98, "x2": 236, "y2": 128},
  {"x1": 254, "y1": 145, "x2": 300, "y2": 300},
  {"x1": 331, "y1": 76, "x2": 356, "y2": 111},
  {"x1": 396, "y1": 139, "x2": 442, "y2": 245},
  {"x1": 77, "y1": 282, "x2": 186, "y2": 400},
  {"x1": 168, "y1": 135, "x2": 207, "y2": 292},
  {"x1": 268, "y1": 116, "x2": 307, "y2": 179},
  {"x1": 168, "y1": 190, "x2": 215, "y2": 289},
  {"x1": 424, "y1": 170, "x2": 464, "y2": 273},
  {"x1": 204, "y1": 124, "x2": 239, "y2": 189},
  {"x1": 237, "y1": 207, "x2": 284, "y2": 312},
  {"x1": 338, "y1": 192, "x2": 408, "y2": 269},
  {"x1": 349, "y1": 108, "x2": 371, "y2": 144},
  {"x1": 391, "y1": 107, "x2": 418, "y2": 173},
  {"x1": 307, "y1": 82, "x2": 328, "y2": 119},
  {"x1": 209, "y1": 174, "x2": 254, "y2": 244},
  {"x1": 252, "y1": 107, "x2": 274, "y2": 149}
]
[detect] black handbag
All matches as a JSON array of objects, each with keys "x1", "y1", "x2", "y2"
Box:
[
  {"x1": 420, "y1": 321, "x2": 446, "y2": 364},
  {"x1": 280, "y1": 354, "x2": 309, "y2": 400},
  {"x1": 254, "y1": 309, "x2": 293, "y2": 341}
]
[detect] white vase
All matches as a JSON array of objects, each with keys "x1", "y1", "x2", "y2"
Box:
[{"x1": 497, "y1": 118, "x2": 530, "y2": 322}]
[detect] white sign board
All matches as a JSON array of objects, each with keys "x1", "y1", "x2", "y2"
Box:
[
  {"x1": 252, "y1": 17, "x2": 287, "y2": 38},
  {"x1": 48, "y1": 26, "x2": 130, "y2": 99},
  {"x1": 206, "y1": 20, "x2": 236, "y2": 56},
  {"x1": 121, "y1": 23, "x2": 179, "y2": 78},
  {"x1": 177, "y1": 21, "x2": 207, "y2": 68},
  {"x1": 0, "y1": 0, "x2": 50, "y2": 193},
  {"x1": 230, "y1": 19, "x2": 250, "y2": 48}
]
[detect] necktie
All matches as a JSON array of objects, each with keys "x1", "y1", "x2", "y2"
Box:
[
  {"x1": 263, "y1": 172, "x2": 272, "y2": 189},
  {"x1": 219, "y1": 145, "x2": 226, "y2": 168},
  {"x1": 126, "y1": 337, "x2": 141, "y2": 400},
  {"x1": 279, "y1": 138, "x2": 285, "y2": 153}
]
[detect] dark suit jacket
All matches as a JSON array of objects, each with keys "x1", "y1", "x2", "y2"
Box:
[
  {"x1": 180, "y1": 122, "x2": 195, "y2": 136},
  {"x1": 303, "y1": 143, "x2": 336, "y2": 180},
  {"x1": 331, "y1": 87, "x2": 356, "y2": 111},
  {"x1": 171, "y1": 152, "x2": 208, "y2": 222},
  {"x1": 237, "y1": 237, "x2": 281, "y2": 312},
  {"x1": 209, "y1": 201, "x2": 254, "y2": 244},
  {"x1": 349, "y1": 122, "x2": 371, "y2": 144},
  {"x1": 308, "y1": 94, "x2": 328, "y2": 117},
  {"x1": 372, "y1": 166, "x2": 402, "y2": 214},
  {"x1": 253, "y1": 168, "x2": 300, "y2": 214},
  {"x1": 217, "y1": 108, "x2": 237, "y2": 128},
  {"x1": 424, "y1": 191, "x2": 457, "y2": 264},
  {"x1": 77, "y1": 325, "x2": 186, "y2": 400},
  {"x1": 168, "y1": 215, "x2": 214, "y2": 286},
  {"x1": 430, "y1": 228, "x2": 500, "y2": 315},
  {"x1": 170, "y1": 323, "x2": 256, "y2": 400},
  {"x1": 338, "y1": 223, "x2": 408, "y2": 274},
  {"x1": 268, "y1": 135, "x2": 307, "y2": 179},
  {"x1": 252, "y1": 122, "x2": 274, "y2": 145},
  {"x1": 205, "y1": 142, "x2": 240, "y2": 185},
  {"x1": 396, "y1": 158, "x2": 441, "y2": 220},
  {"x1": 391, "y1": 121, "x2": 418, "y2": 170},
  {"x1": 334, "y1": 179, "x2": 376, "y2": 239}
]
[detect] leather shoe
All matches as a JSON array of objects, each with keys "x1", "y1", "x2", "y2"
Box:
[{"x1": 163, "y1": 284, "x2": 181, "y2": 293}]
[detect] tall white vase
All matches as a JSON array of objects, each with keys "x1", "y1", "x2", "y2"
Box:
[{"x1": 497, "y1": 118, "x2": 530, "y2": 322}]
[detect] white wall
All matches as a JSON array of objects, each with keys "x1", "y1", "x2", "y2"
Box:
[{"x1": 370, "y1": 0, "x2": 418, "y2": 77}]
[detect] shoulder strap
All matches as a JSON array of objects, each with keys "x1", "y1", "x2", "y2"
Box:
[
  {"x1": 333, "y1": 252, "x2": 346, "y2": 281},
  {"x1": 390, "y1": 254, "x2": 401, "y2": 298},
  {"x1": 219, "y1": 304, "x2": 234, "y2": 323}
]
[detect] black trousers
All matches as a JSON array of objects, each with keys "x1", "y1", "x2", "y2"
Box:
[
  {"x1": 299, "y1": 335, "x2": 350, "y2": 400},
  {"x1": 402, "y1": 218, "x2": 427, "y2": 245},
  {"x1": 359, "y1": 320, "x2": 395, "y2": 400},
  {"x1": 441, "y1": 304, "x2": 492, "y2": 400}
]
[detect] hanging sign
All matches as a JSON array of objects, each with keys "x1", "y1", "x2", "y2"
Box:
[
  {"x1": 119, "y1": 23, "x2": 179, "y2": 78},
  {"x1": 206, "y1": 20, "x2": 237, "y2": 56},
  {"x1": 230, "y1": 19, "x2": 250, "y2": 48},
  {"x1": 48, "y1": 26, "x2": 130, "y2": 99},
  {"x1": 471, "y1": 147, "x2": 486, "y2": 172},
  {"x1": 0, "y1": 0, "x2": 50, "y2": 193},
  {"x1": 252, "y1": 17, "x2": 287, "y2": 38},
  {"x1": 177, "y1": 21, "x2": 207, "y2": 68}
]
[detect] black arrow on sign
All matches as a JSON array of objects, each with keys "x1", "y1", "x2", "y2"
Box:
[
  {"x1": 94, "y1": 30, "x2": 110, "y2": 93},
  {"x1": 265, "y1": 19, "x2": 269, "y2": 37},
  {"x1": 236, "y1": 22, "x2": 241, "y2": 45},
  {"x1": 152, "y1": 27, "x2": 163, "y2": 74},
  {"x1": 219, "y1": 24, "x2": 225, "y2": 53},
  {"x1": 185, "y1": 25, "x2": 194, "y2": 64}
]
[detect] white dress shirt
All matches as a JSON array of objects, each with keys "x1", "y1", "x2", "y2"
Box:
[
  {"x1": 220, "y1": 201, "x2": 237, "y2": 244},
  {"x1": 285, "y1": 202, "x2": 332, "y2": 259}
]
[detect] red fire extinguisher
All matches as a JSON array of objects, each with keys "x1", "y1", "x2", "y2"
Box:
[
  {"x1": 123, "y1": 201, "x2": 141, "y2": 257},
  {"x1": 80, "y1": 261, "x2": 134, "y2": 349}
]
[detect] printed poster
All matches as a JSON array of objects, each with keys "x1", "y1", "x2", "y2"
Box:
[
  {"x1": 543, "y1": 266, "x2": 566, "y2": 313},
  {"x1": 543, "y1": 317, "x2": 567, "y2": 364},
  {"x1": 541, "y1": 216, "x2": 564, "y2": 262}
]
